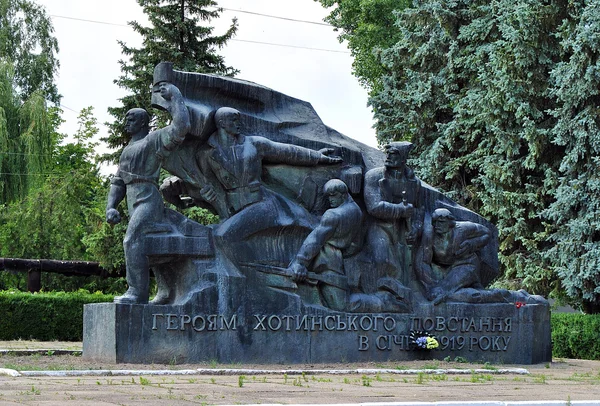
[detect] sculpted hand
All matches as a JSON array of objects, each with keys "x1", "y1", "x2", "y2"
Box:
[
  {"x1": 456, "y1": 240, "x2": 472, "y2": 257},
  {"x1": 318, "y1": 148, "x2": 343, "y2": 164},
  {"x1": 106, "y1": 208, "x2": 122, "y2": 224},
  {"x1": 289, "y1": 261, "x2": 308, "y2": 282},
  {"x1": 401, "y1": 202, "x2": 414, "y2": 218},
  {"x1": 200, "y1": 185, "x2": 217, "y2": 203}
]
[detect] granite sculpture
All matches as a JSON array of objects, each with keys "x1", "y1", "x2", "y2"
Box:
[{"x1": 84, "y1": 62, "x2": 551, "y2": 365}]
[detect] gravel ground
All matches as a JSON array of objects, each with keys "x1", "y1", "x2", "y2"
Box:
[{"x1": 0, "y1": 341, "x2": 599, "y2": 405}]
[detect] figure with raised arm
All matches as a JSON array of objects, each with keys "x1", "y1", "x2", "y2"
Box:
[{"x1": 105, "y1": 81, "x2": 191, "y2": 304}]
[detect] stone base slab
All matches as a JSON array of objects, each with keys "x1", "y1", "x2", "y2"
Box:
[{"x1": 83, "y1": 301, "x2": 551, "y2": 365}]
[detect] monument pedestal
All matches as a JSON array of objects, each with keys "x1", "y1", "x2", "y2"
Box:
[{"x1": 83, "y1": 301, "x2": 551, "y2": 365}]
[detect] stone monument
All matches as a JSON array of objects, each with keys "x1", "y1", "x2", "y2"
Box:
[{"x1": 83, "y1": 63, "x2": 551, "y2": 365}]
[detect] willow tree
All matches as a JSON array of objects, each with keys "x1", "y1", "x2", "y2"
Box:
[
  {"x1": 0, "y1": 0, "x2": 60, "y2": 203},
  {"x1": 0, "y1": 63, "x2": 58, "y2": 203},
  {"x1": 0, "y1": 0, "x2": 60, "y2": 103},
  {"x1": 103, "y1": 0, "x2": 238, "y2": 162}
]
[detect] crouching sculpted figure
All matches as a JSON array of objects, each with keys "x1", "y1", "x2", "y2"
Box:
[
  {"x1": 105, "y1": 82, "x2": 191, "y2": 304},
  {"x1": 288, "y1": 179, "x2": 363, "y2": 311},
  {"x1": 415, "y1": 208, "x2": 491, "y2": 304}
]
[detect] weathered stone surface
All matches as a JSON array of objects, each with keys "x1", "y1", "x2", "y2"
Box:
[
  {"x1": 86, "y1": 62, "x2": 551, "y2": 365},
  {"x1": 83, "y1": 301, "x2": 550, "y2": 364}
]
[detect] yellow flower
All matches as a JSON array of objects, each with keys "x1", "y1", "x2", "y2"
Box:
[{"x1": 426, "y1": 337, "x2": 439, "y2": 349}]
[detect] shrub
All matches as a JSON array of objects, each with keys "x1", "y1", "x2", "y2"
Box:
[
  {"x1": 0, "y1": 290, "x2": 113, "y2": 341},
  {"x1": 552, "y1": 312, "x2": 600, "y2": 360}
]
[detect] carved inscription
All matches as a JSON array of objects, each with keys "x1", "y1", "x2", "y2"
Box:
[
  {"x1": 151, "y1": 314, "x2": 237, "y2": 331},
  {"x1": 358, "y1": 317, "x2": 513, "y2": 352},
  {"x1": 150, "y1": 314, "x2": 514, "y2": 353}
]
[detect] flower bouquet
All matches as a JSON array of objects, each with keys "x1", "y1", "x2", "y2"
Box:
[{"x1": 410, "y1": 330, "x2": 439, "y2": 350}]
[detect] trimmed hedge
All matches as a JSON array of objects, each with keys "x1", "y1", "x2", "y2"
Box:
[
  {"x1": 552, "y1": 312, "x2": 600, "y2": 360},
  {"x1": 0, "y1": 290, "x2": 113, "y2": 341},
  {"x1": 0, "y1": 291, "x2": 598, "y2": 359}
]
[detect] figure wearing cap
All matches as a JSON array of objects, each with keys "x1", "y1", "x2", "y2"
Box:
[
  {"x1": 105, "y1": 63, "x2": 191, "y2": 304},
  {"x1": 362, "y1": 141, "x2": 422, "y2": 290}
]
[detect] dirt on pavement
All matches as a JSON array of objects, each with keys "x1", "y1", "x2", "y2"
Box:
[{"x1": 0, "y1": 341, "x2": 599, "y2": 405}]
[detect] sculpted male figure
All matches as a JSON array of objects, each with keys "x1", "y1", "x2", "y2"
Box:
[
  {"x1": 106, "y1": 82, "x2": 191, "y2": 304},
  {"x1": 198, "y1": 107, "x2": 342, "y2": 263},
  {"x1": 416, "y1": 208, "x2": 491, "y2": 304},
  {"x1": 363, "y1": 141, "x2": 421, "y2": 287},
  {"x1": 289, "y1": 179, "x2": 362, "y2": 310}
]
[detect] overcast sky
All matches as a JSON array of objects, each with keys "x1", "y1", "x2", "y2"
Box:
[{"x1": 36, "y1": 0, "x2": 378, "y2": 172}]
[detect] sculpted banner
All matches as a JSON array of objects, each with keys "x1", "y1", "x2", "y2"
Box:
[{"x1": 83, "y1": 63, "x2": 551, "y2": 364}]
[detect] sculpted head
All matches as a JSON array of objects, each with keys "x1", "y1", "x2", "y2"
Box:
[
  {"x1": 384, "y1": 141, "x2": 413, "y2": 169},
  {"x1": 432, "y1": 208, "x2": 456, "y2": 234},
  {"x1": 324, "y1": 179, "x2": 349, "y2": 208},
  {"x1": 215, "y1": 107, "x2": 242, "y2": 136},
  {"x1": 125, "y1": 108, "x2": 150, "y2": 136}
]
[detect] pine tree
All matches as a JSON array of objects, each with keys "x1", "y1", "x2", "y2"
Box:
[{"x1": 103, "y1": 0, "x2": 238, "y2": 163}]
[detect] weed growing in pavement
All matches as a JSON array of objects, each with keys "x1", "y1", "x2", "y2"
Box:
[
  {"x1": 482, "y1": 362, "x2": 498, "y2": 371},
  {"x1": 470, "y1": 373, "x2": 492, "y2": 383}
]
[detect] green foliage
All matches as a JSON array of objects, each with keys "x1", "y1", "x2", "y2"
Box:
[
  {"x1": 0, "y1": 290, "x2": 113, "y2": 341},
  {"x1": 368, "y1": 0, "x2": 585, "y2": 300},
  {"x1": 543, "y1": 0, "x2": 600, "y2": 312},
  {"x1": 316, "y1": 0, "x2": 410, "y2": 95},
  {"x1": 103, "y1": 0, "x2": 238, "y2": 163},
  {"x1": 0, "y1": 0, "x2": 60, "y2": 103},
  {"x1": 0, "y1": 107, "x2": 104, "y2": 261},
  {"x1": 552, "y1": 313, "x2": 600, "y2": 360},
  {"x1": 0, "y1": 62, "x2": 59, "y2": 203}
]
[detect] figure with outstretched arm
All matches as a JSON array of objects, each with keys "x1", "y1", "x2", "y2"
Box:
[
  {"x1": 106, "y1": 81, "x2": 191, "y2": 304},
  {"x1": 197, "y1": 107, "x2": 342, "y2": 265}
]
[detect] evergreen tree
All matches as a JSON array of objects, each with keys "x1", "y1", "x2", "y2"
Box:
[
  {"x1": 544, "y1": 0, "x2": 600, "y2": 312},
  {"x1": 370, "y1": 0, "x2": 566, "y2": 297},
  {"x1": 103, "y1": 0, "x2": 238, "y2": 163}
]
